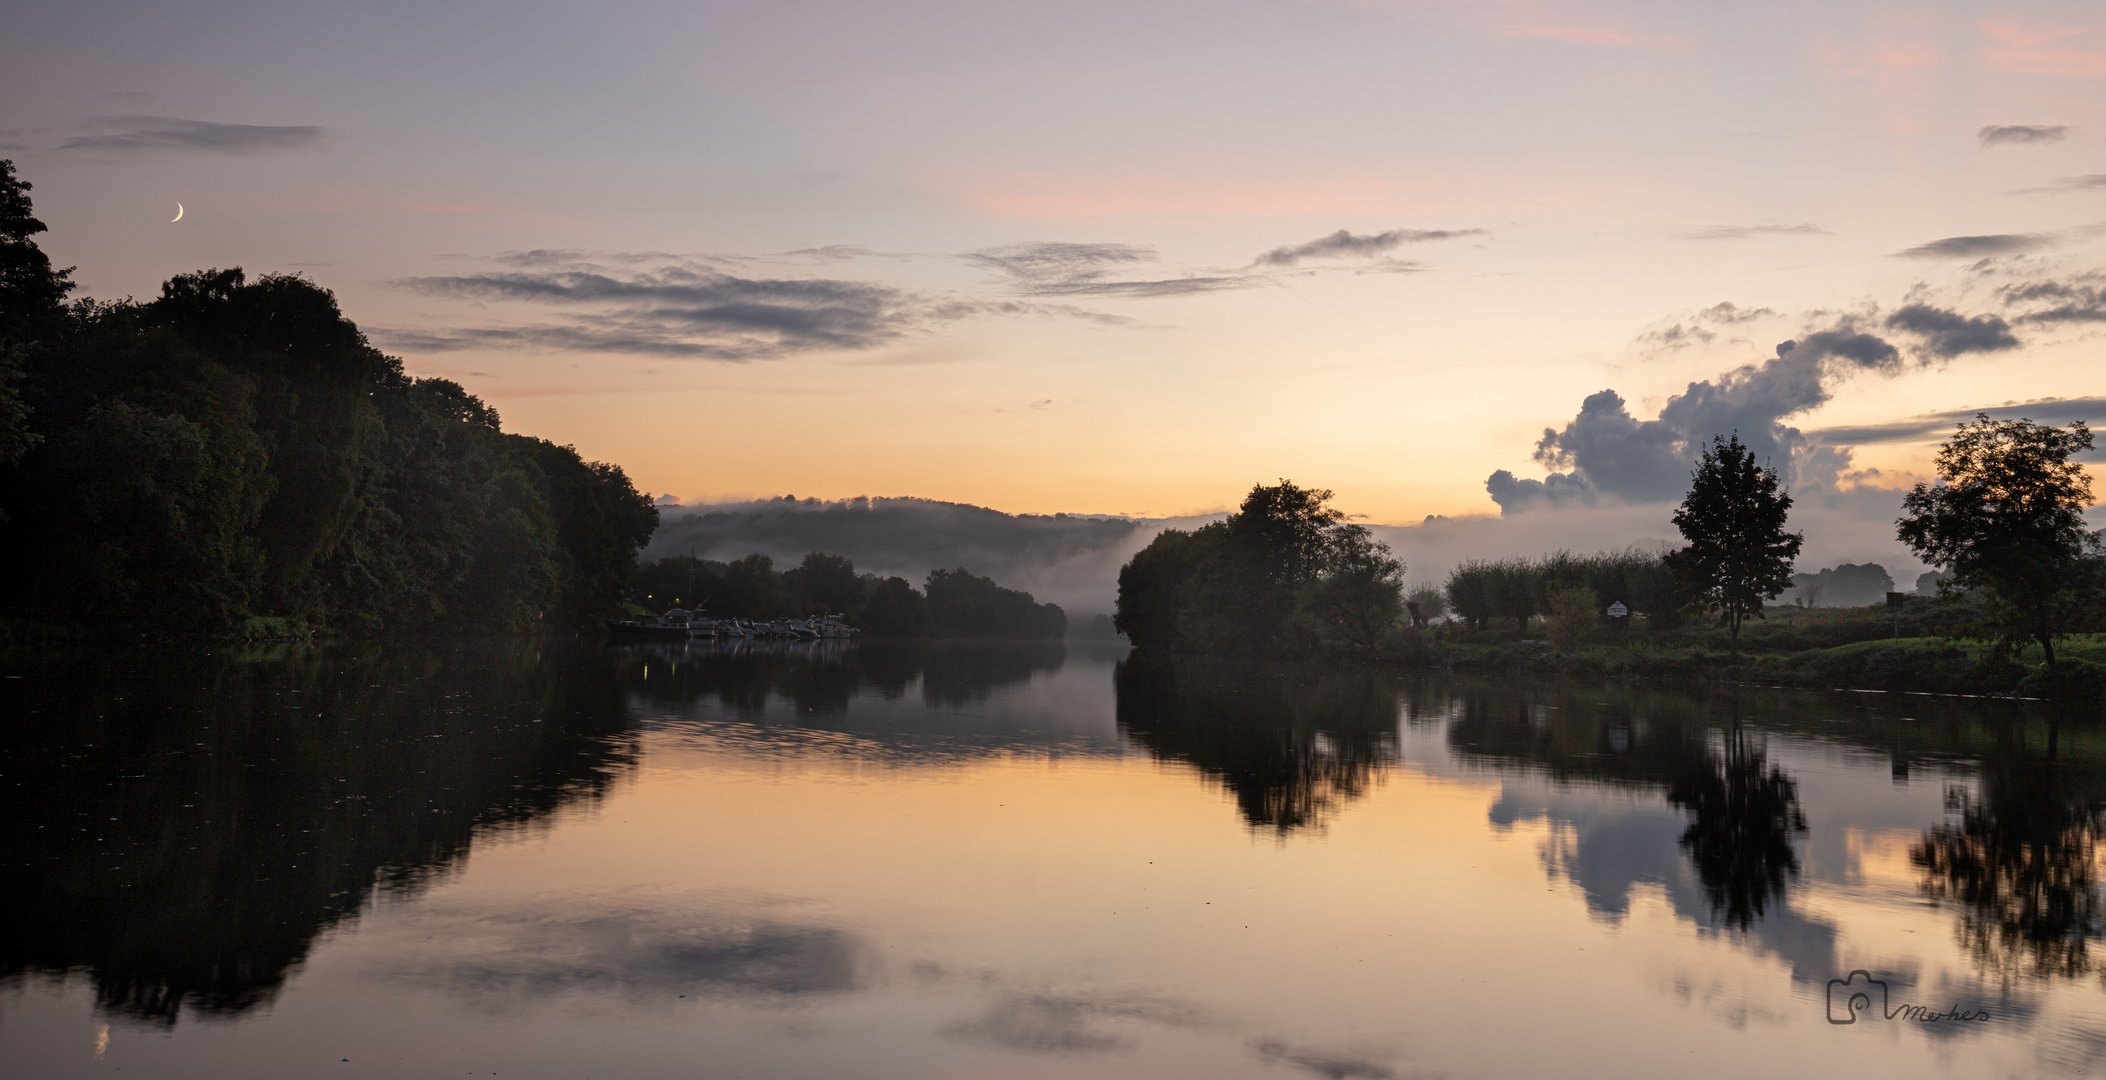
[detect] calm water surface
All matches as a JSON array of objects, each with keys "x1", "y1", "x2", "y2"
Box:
[{"x1": 3, "y1": 640, "x2": 2102, "y2": 1079}]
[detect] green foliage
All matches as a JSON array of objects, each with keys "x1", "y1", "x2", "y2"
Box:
[
  {"x1": 0, "y1": 167, "x2": 657, "y2": 635},
  {"x1": 1114, "y1": 480, "x2": 1404, "y2": 656},
  {"x1": 1898, "y1": 414, "x2": 2103, "y2": 677},
  {"x1": 1667, "y1": 433, "x2": 1803, "y2": 651}
]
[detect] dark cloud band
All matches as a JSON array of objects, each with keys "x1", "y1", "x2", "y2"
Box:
[{"x1": 1254, "y1": 228, "x2": 1485, "y2": 267}]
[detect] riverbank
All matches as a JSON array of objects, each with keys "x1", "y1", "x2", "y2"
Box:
[{"x1": 1402, "y1": 604, "x2": 2106, "y2": 701}]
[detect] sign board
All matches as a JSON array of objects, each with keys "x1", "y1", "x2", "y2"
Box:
[{"x1": 1606, "y1": 601, "x2": 1629, "y2": 618}]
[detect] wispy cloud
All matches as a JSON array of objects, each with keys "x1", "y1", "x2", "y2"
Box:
[
  {"x1": 1254, "y1": 228, "x2": 1484, "y2": 267},
  {"x1": 1809, "y1": 397, "x2": 2106, "y2": 445},
  {"x1": 387, "y1": 253, "x2": 951, "y2": 359},
  {"x1": 1892, "y1": 233, "x2": 2053, "y2": 259},
  {"x1": 1998, "y1": 274, "x2": 2106, "y2": 324},
  {"x1": 1978, "y1": 123, "x2": 2072, "y2": 146},
  {"x1": 59, "y1": 115, "x2": 330, "y2": 155},
  {"x1": 1679, "y1": 223, "x2": 1829, "y2": 240},
  {"x1": 384, "y1": 251, "x2": 1126, "y2": 359},
  {"x1": 2015, "y1": 174, "x2": 2106, "y2": 195},
  {"x1": 967, "y1": 242, "x2": 1256, "y2": 297}
]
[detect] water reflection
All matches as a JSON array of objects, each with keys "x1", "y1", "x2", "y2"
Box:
[
  {"x1": 0, "y1": 642, "x2": 635, "y2": 1026},
  {"x1": 1439, "y1": 685, "x2": 1812, "y2": 935},
  {"x1": 1913, "y1": 714, "x2": 2106, "y2": 984},
  {"x1": 615, "y1": 638, "x2": 1068, "y2": 714},
  {"x1": 1667, "y1": 721, "x2": 1809, "y2": 931},
  {"x1": 1113, "y1": 658, "x2": 1402, "y2": 833},
  {"x1": 7, "y1": 639, "x2": 2106, "y2": 1078}
]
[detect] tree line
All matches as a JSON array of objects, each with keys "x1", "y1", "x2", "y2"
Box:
[
  {"x1": 630, "y1": 551, "x2": 1066, "y2": 639},
  {"x1": 1115, "y1": 421, "x2": 2104, "y2": 689},
  {"x1": 0, "y1": 161, "x2": 659, "y2": 635}
]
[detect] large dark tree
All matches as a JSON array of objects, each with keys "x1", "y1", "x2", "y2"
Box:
[
  {"x1": 1114, "y1": 480, "x2": 1403, "y2": 655},
  {"x1": 1666, "y1": 434, "x2": 1803, "y2": 653},
  {"x1": 0, "y1": 161, "x2": 658, "y2": 634},
  {"x1": 1896, "y1": 414, "x2": 2100, "y2": 677},
  {"x1": 0, "y1": 159, "x2": 73, "y2": 472}
]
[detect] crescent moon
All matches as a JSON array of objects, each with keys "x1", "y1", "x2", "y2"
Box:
[{"x1": 170, "y1": 202, "x2": 184, "y2": 223}]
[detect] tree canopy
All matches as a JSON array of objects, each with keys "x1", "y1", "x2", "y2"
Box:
[
  {"x1": 0, "y1": 161, "x2": 658, "y2": 635},
  {"x1": 1665, "y1": 433, "x2": 1803, "y2": 652},
  {"x1": 1115, "y1": 480, "x2": 1404, "y2": 654},
  {"x1": 1896, "y1": 414, "x2": 2101, "y2": 675}
]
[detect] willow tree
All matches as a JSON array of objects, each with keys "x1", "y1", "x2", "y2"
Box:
[{"x1": 1666, "y1": 434, "x2": 1802, "y2": 654}]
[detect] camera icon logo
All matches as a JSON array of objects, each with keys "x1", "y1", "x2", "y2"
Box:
[{"x1": 1827, "y1": 970, "x2": 1887, "y2": 1024}]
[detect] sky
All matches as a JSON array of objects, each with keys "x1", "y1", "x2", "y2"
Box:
[{"x1": 4, "y1": 0, "x2": 2103, "y2": 577}]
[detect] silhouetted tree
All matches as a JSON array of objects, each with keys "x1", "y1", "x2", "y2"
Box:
[
  {"x1": 1667, "y1": 434, "x2": 1802, "y2": 654},
  {"x1": 0, "y1": 168, "x2": 658, "y2": 633},
  {"x1": 858, "y1": 575, "x2": 930, "y2": 637},
  {"x1": 925, "y1": 566, "x2": 1065, "y2": 639},
  {"x1": 1115, "y1": 480, "x2": 1402, "y2": 655},
  {"x1": 1897, "y1": 414, "x2": 2102, "y2": 678}
]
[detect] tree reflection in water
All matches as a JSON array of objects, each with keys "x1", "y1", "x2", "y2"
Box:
[
  {"x1": 1912, "y1": 714, "x2": 2106, "y2": 984},
  {"x1": 1442, "y1": 685, "x2": 1807, "y2": 932},
  {"x1": 1667, "y1": 720, "x2": 1808, "y2": 931},
  {"x1": 0, "y1": 642, "x2": 637, "y2": 1027},
  {"x1": 1113, "y1": 658, "x2": 1402, "y2": 834}
]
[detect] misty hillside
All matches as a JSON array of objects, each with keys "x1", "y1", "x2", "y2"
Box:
[{"x1": 646, "y1": 497, "x2": 1161, "y2": 614}]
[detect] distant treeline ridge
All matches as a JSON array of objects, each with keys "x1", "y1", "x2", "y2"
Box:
[{"x1": 631, "y1": 552, "x2": 1066, "y2": 639}]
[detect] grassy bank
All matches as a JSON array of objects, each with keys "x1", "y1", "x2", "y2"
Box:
[{"x1": 1401, "y1": 603, "x2": 2106, "y2": 702}]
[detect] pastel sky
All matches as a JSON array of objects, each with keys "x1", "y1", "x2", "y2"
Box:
[{"x1": 6, "y1": 0, "x2": 2103, "y2": 558}]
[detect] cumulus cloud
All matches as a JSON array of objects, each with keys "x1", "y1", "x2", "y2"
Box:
[
  {"x1": 1679, "y1": 223, "x2": 1829, "y2": 240},
  {"x1": 967, "y1": 241, "x2": 1254, "y2": 297},
  {"x1": 1882, "y1": 304, "x2": 2019, "y2": 358},
  {"x1": 1254, "y1": 227, "x2": 1485, "y2": 267},
  {"x1": 60, "y1": 115, "x2": 329, "y2": 155},
  {"x1": 1893, "y1": 233, "x2": 2053, "y2": 259},
  {"x1": 1486, "y1": 328, "x2": 1904, "y2": 513},
  {"x1": 1978, "y1": 124, "x2": 2071, "y2": 146}
]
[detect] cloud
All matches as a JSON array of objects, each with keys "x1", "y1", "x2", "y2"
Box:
[
  {"x1": 387, "y1": 253, "x2": 971, "y2": 360},
  {"x1": 1807, "y1": 397, "x2": 2106, "y2": 445},
  {"x1": 1487, "y1": 327, "x2": 1903, "y2": 513},
  {"x1": 1679, "y1": 224, "x2": 1830, "y2": 240},
  {"x1": 1999, "y1": 274, "x2": 2106, "y2": 326},
  {"x1": 1639, "y1": 301, "x2": 1780, "y2": 351},
  {"x1": 1978, "y1": 124, "x2": 2072, "y2": 146},
  {"x1": 1882, "y1": 304, "x2": 2020, "y2": 358},
  {"x1": 944, "y1": 991, "x2": 1219, "y2": 1055},
  {"x1": 374, "y1": 892, "x2": 866, "y2": 1010},
  {"x1": 59, "y1": 115, "x2": 329, "y2": 155},
  {"x1": 967, "y1": 241, "x2": 1255, "y2": 297},
  {"x1": 1892, "y1": 233, "x2": 2053, "y2": 259},
  {"x1": 1253, "y1": 228, "x2": 1485, "y2": 267},
  {"x1": 1250, "y1": 1038, "x2": 1398, "y2": 1080}
]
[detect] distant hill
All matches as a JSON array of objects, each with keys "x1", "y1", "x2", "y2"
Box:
[{"x1": 646, "y1": 497, "x2": 1167, "y2": 615}]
